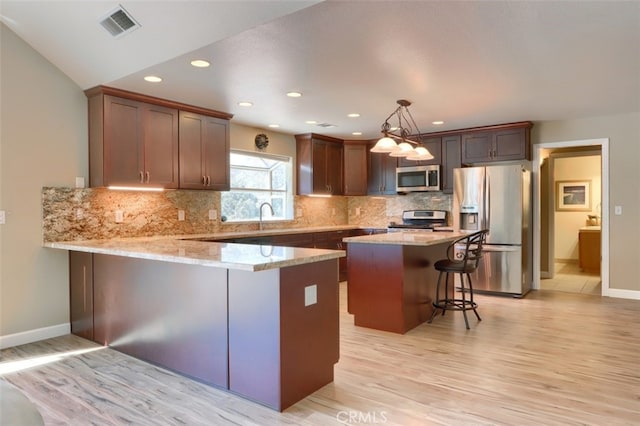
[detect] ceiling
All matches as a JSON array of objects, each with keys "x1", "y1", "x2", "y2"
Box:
[{"x1": 2, "y1": 1, "x2": 639, "y2": 140}]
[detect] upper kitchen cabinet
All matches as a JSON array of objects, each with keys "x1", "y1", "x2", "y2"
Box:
[
  {"x1": 367, "y1": 140, "x2": 397, "y2": 195},
  {"x1": 295, "y1": 133, "x2": 344, "y2": 195},
  {"x1": 86, "y1": 86, "x2": 232, "y2": 189},
  {"x1": 397, "y1": 137, "x2": 442, "y2": 167},
  {"x1": 179, "y1": 111, "x2": 230, "y2": 191},
  {"x1": 461, "y1": 122, "x2": 532, "y2": 164},
  {"x1": 343, "y1": 141, "x2": 368, "y2": 196},
  {"x1": 441, "y1": 135, "x2": 461, "y2": 194}
]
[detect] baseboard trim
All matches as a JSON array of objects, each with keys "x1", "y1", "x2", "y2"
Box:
[
  {"x1": 0, "y1": 323, "x2": 70, "y2": 350},
  {"x1": 605, "y1": 288, "x2": 640, "y2": 300}
]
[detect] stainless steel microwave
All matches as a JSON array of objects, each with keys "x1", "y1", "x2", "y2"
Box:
[{"x1": 396, "y1": 165, "x2": 441, "y2": 192}]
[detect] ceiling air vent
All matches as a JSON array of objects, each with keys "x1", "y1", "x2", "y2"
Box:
[
  {"x1": 316, "y1": 123, "x2": 337, "y2": 128},
  {"x1": 100, "y1": 5, "x2": 140, "y2": 38}
]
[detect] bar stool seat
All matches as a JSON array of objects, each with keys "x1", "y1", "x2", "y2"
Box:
[{"x1": 428, "y1": 229, "x2": 488, "y2": 329}]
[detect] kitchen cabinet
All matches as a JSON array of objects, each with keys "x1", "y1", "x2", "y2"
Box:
[
  {"x1": 295, "y1": 133, "x2": 344, "y2": 195},
  {"x1": 88, "y1": 93, "x2": 179, "y2": 188},
  {"x1": 441, "y1": 135, "x2": 461, "y2": 193},
  {"x1": 368, "y1": 141, "x2": 397, "y2": 195},
  {"x1": 179, "y1": 111, "x2": 230, "y2": 190},
  {"x1": 397, "y1": 137, "x2": 442, "y2": 167},
  {"x1": 343, "y1": 141, "x2": 368, "y2": 195},
  {"x1": 579, "y1": 228, "x2": 601, "y2": 273},
  {"x1": 86, "y1": 86, "x2": 232, "y2": 189},
  {"x1": 461, "y1": 124, "x2": 531, "y2": 164},
  {"x1": 69, "y1": 251, "x2": 94, "y2": 341}
]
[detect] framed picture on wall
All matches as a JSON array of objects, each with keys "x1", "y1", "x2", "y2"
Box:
[{"x1": 556, "y1": 180, "x2": 591, "y2": 211}]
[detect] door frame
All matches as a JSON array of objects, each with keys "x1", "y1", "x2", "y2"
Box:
[{"x1": 532, "y1": 138, "x2": 609, "y2": 295}]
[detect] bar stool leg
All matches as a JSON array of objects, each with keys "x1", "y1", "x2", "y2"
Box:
[
  {"x1": 467, "y1": 272, "x2": 481, "y2": 321},
  {"x1": 459, "y1": 272, "x2": 470, "y2": 330}
]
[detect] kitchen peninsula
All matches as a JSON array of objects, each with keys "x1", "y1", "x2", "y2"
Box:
[
  {"x1": 45, "y1": 237, "x2": 345, "y2": 411},
  {"x1": 343, "y1": 231, "x2": 465, "y2": 334}
]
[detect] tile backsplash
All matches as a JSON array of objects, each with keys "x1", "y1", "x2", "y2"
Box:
[{"x1": 42, "y1": 187, "x2": 451, "y2": 242}]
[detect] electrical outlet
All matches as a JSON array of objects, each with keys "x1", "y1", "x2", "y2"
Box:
[
  {"x1": 115, "y1": 210, "x2": 124, "y2": 223},
  {"x1": 355, "y1": 207, "x2": 361, "y2": 216},
  {"x1": 0, "y1": 210, "x2": 5, "y2": 225},
  {"x1": 614, "y1": 205, "x2": 622, "y2": 215},
  {"x1": 178, "y1": 210, "x2": 186, "y2": 221},
  {"x1": 332, "y1": 208, "x2": 336, "y2": 216},
  {"x1": 76, "y1": 208, "x2": 84, "y2": 220},
  {"x1": 208, "y1": 209, "x2": 217, "y2": 220},
  {"x1": 304, "y1": 285, "x2": 317, "y2": 306},
  {"x1": 296, "y1": 208, "x2": 303, "y2": 218}
]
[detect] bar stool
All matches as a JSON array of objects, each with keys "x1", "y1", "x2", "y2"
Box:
[{"x1": 428, "y1": 229, "x2": 488, "y2": 329}]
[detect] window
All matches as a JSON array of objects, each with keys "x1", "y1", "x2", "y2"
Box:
[{"x1": 221, "y1": 150, "x2": 293, "y2": 222}]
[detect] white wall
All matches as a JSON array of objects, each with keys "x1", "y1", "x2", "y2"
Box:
[{"x1": 1, "y1": 24, "x2": 87, "y2": 344}]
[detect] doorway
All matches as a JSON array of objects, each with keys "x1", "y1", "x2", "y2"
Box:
[{"x1": 532, "y1": 138, "x2": 609, "y2": 295}]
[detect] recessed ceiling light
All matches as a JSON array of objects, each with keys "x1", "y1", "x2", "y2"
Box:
[
  {"x1": 347, "y1": 113, "x2": 360, "y2": 118},
  {"x1": 238, "y1": 101, "x2": 253, "y2": 107},
  {"x1": 432, "y1": 121, "x2": 444, "y2": 125},
  {"x1": 268, "y1": 124, "x2": 280, "y2": 128},
  {"x1": 352, "y1": 132, "x2": 363, "y2": 136},
  {"x1": 190, "y1": 59, "x2": 210, "y2": 68},
  {"x1": 305, "y1": 120, "x2": 318, "y2": 125},
  {"x1": 286, "y1": 91, "x2": 302, "y2": 98},
  {"x1": 144, "y1": 75, "x2": 162, "y2": 83}
]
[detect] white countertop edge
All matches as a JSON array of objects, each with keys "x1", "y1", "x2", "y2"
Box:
[{"x1": 342, "y1": 231, "x2": 467, "y2": 246}]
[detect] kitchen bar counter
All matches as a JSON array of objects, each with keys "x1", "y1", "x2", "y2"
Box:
[
  {"x1": 344, "y1": 231, "x2": 464, "y2": 334},
  {"x1": 45, "y1": 236, "x2": 344, "y2": 271},
  {"x1": 47, "y1": 232, "x2": 347, "y2": 411}
]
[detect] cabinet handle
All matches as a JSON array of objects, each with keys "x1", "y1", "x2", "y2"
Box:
[
  {"x1": 202, "y1": 176, "x2": 206, "y2": 185},
  {"x1": 207, "y1": 176, "x2": 211, "y2": 186},
  {"x1": 145, "y1": 171, "x2": 150, "y2": 183},
  {"x1": 139, "y1": 171, "x2": 144, "y2": 183}
]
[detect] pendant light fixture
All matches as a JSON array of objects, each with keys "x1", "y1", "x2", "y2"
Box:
[{"x1": 370, "y1": 99, "x2": 433, "y2": 160}]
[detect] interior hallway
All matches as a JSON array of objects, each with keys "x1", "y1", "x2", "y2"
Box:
[{"x1": 540, "y1": 262, "x2": 601, "y2": 295}]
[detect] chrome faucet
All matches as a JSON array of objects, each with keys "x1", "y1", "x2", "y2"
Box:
[{"x1": 259, "y1": 202, "x2": 274, "y2": 231}]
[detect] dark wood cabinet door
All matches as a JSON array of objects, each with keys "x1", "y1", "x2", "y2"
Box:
[
  {"x1": 295, "y1": 133, "x2": 344, "y2": 195},
  {"x1": 367, "y1": 145, "x2": 397, "y2": 195},
  {"x1": 69, "y1": 251, "x2": 94, "y2": 341},
  {"x1": 397, "y1": 137, "x2": 442, "y2": 167},
  {"x1": 441, "y1": 135, "x2": 461, "y2": 194},
  {"x1": 461, "y1": 132, "x2": 493, "y2": 163},
  {"x1": 326, "y1": 141, "x2": 344, "y2": 195},
  {"x1": 312, "y1": 140, "x2": 330, "y2": 194},
  {"x1": 179, "y1": 112, "x2": 229, "y2": 190},
  {"x1": 102, "y1": 95, "x2": 178, "y2": 188},
  {"x1": 493, "y1": 127, "x2": 528, "y2": 161},
  {"x1": 144, "y1": 104, "x2": 179, "y2": 188},
  {"x1": 343, "y1": 143, "x2": 368, "y2": 195},
  {"x1": 103, "y1": 95, "x2": 145, "y2": 185}
]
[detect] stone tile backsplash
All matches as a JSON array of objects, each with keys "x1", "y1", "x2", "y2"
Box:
[{"x1": 42, "y1": 187, "x2": 452, "y2": 242}]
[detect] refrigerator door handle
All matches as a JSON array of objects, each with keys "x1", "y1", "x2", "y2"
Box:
[
  {"x1": 480, "y1": 245, "x2": 520, "y2": 252},
  {"x1": 485, "y1": 173, "x2": 490, "y2": 231}
]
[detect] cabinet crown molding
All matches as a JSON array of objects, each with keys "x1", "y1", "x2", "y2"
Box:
[{"x1": 85, "y1": 85, "x2": 233, "y2": 120}]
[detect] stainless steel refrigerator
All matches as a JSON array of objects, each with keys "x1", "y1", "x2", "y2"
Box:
[{"x1": 452, "y1": 164, "x2": 532, "y2": 297}]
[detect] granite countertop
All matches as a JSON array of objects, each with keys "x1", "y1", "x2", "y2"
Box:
[
  {"x1": 343, "y1": 230, "x2": 466, "y2": 246},
  {"x1": 45, "y1": 235, "x2": 345, "y2": 272}
]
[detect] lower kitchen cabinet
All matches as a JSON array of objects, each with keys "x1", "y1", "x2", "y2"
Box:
[{"x1": 69, "y1": 251, "x2": 94, "y2": 341}]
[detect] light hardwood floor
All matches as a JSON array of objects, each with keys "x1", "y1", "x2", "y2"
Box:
[
  {"x1": 2, "y1": 283, "x2": 639, "y2": 425},
  {"x1": 540, "y1": 262, "x2": 602, "y2": 295}
]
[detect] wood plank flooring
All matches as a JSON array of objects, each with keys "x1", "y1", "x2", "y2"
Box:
[{"x1": 2, "y1": 284, "x2": 639, "y2": 425}]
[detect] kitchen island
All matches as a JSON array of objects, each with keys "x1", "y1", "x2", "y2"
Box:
[
  {"x1": 342, "y1": 231, "x2": 465, "y2": 334},
  {"x1": 45, "y1": 237, "x2": 345, "y2": 411}
]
